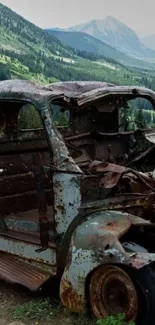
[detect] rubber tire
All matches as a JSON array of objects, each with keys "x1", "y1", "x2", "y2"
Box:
[
  {"x1": 122, "y1": 242, "x2": 155, "y2": 325},
  {"x1": 126, "y1": 265, "x2": 155, "y2": 325}
]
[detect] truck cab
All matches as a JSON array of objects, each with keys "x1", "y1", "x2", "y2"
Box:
[{"x1": 1, "y1": 79, "x2": 155, "y2": 324}]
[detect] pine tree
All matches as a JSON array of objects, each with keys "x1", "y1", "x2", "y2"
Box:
[{"x1": 135, "y1": 107, "x2": 147, "y2": 128}]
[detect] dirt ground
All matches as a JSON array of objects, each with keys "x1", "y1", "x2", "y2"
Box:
[{"x1": 0, "y1": 280, "x2": 91, "y2": 325}]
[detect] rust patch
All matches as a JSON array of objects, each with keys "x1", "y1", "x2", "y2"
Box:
[
  {"x1": 56, "y1": 205, "x2": 65, "y2": 213},
  {"x1": 130, "y1": 253, "x2": 154, "y2": 269},
  {"x1": 0, "y1": 252, "x2": 50, "y2": 291},
  {"x1": 89, "y1": 265, "x2": 138, "y2": 321},
  {"x1": 60, "y1": 278, "x2": 84, "y2": 312},
  {"x1": 97, "y1": 219, "x2": 131, "y2": 239},
  {"x1": 89, "y1": 161, "x2": 155, "y2": 192}
]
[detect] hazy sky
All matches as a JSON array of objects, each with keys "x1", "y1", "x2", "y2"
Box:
[{"x1": 0, "y1": 0, "x2": 154, "y2": 36}]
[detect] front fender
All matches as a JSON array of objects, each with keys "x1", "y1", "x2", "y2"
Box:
[{"x1": 60, "y1": 210, "x2": 155, "y2": 313}]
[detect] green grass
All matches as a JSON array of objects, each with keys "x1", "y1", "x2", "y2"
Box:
[
  {"x1": 97, "y1": 314, "x2": 135, "y2": 325},
  {"x1": 13, "y1": 298, "x2": 135, "y2": 325},
  {"x1": 13, "y1": 298, "x2": 59, "y2": 322}
]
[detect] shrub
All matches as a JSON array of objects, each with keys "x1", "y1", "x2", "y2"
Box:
[{"x1": 97, "y1": 314, "x2": 135, "y2": 325}]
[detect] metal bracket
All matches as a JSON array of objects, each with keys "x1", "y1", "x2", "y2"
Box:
[{"x1": 32, "y1": 152, "x2": 49, "y2": 251}]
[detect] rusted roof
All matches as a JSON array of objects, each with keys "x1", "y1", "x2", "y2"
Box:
[
  {"x1": 0, "y1": 79, "x2": 155, "y2": 110},
  {"x1": 44, "y1": 80, "x2": 115, "y2": 96},
  {"x1": 0, "y1": 79, "x2": 112, "y2": 92},
  {"x1": 44, "y1": 81, "x2": 155, "y2": 109},
  {"x1": 0, "y1": 80, "x2": 114, "y2": 100},
  {"x1": 0, "y1": 79, "x2": 54, "y2": 106}
]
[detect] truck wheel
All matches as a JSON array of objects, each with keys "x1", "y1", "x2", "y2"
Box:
[{"x1": 89, "y1": 263, "x2": 155, "y2": 324}]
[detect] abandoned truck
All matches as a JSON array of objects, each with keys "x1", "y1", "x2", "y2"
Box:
[{"x1": 2, "y1": 80, "x2": 155, "y2": 324}]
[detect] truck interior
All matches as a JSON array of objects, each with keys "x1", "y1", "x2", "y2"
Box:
[
  {"x1": 61, "y1": 94, "x2": 155, "y2": 174},
  {"x1": 0, "y1": 100, "x2": 56, "y2": 289}
]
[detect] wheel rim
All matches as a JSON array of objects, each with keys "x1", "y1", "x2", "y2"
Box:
[{"x1": 89, "y1": 265, "x2": 138, "y2": 321}]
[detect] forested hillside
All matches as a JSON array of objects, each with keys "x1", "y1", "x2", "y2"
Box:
[
  {"x1": 47, "y1": 29, "x2": 155, "y2": 70},
  {"x1": 1, "y1": 2, "x2": 155, "y2": 90}
]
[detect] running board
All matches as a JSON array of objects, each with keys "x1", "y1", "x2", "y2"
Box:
[{"x1": 0, "y1": 252, "x2": 51, "y2": 291}]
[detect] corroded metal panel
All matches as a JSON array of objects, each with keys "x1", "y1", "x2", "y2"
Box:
[
  {"x1": 41, "y1": 107, "x2": 82, "y2": 173},
  {"x1": 0, "y1": 236, "x2": 56, "y2": 267},
  {"x1": 60, "y1": 210, "x2": 155, "y2": 312},
  {"x1": 53, "y1": 173, "x2": 81, "y2": 234},
  {"x1": 0, "y1": 252, "x2": 51, "y2": 291}
]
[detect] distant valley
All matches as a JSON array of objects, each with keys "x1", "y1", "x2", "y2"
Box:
[
  {"x1": 1, "y1": 2, "x2": 155, "y2": 91},
  {"x1": 47, "y1": 28, "x2": 155, "y2": 70}
]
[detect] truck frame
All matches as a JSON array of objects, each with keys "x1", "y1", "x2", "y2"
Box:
[{"x1": 1, "y1": 79, "x2": 155, "y2": 324}]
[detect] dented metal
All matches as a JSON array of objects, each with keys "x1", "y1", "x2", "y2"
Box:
[{"x1": 1, "y1": 80, "x2": 155, "y2": 318}]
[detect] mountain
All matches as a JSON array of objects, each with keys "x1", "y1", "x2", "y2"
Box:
[
  {"x1": 67, "y1": 16, "x2": 155, "y2": 62},
  {"x1": 0, "y1": 3, "x2": 128, "y2": 83},
  {"x1": 0, "y1": 2, "x2": 155, "y2": 91},
  {"x1": 141, "y1": 35, "x2": 155, "y2": 51},
  {"x1": 47, "y1": 29, "x2": 155, "y2": 70}
]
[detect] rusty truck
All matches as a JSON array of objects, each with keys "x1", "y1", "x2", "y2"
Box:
[{"x1": 1, "y1": 79, "x2": 155, "y2": 324}]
